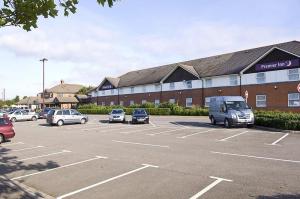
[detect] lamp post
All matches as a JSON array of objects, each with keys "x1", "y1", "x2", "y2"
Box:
[{"x1": 40, "y1": 58, "x2": 48, "y2": 109}]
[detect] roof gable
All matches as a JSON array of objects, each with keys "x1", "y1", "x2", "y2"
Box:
[{"x1": 161, "y1": 64, "x2": 199, "y2": 83}]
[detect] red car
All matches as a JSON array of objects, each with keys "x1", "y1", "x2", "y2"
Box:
[{"x1": 0, "y1": 117, "x2": 15, "y2": 143}]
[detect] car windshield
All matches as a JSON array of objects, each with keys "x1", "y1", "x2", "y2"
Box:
[
  {"x1": 225, "y1": 101, "x2": 249, "y2": 110},
  {"x1": 48, "y1": 110, "x2": 55, "y2": 115},
  {"x1": 112, "y1": 110, "x2": 123, "y2": 114},
  {"x1": 133, "y1": 109, "x2": 146, "y2": 115}
]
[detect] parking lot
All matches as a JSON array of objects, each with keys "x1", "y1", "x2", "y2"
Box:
[{"x1": 1, "y1": 115, "x2": 300, "y2": 199}]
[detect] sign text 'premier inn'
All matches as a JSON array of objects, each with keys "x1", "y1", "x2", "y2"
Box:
[{"x1": 255, "y1": 59, "x2": 299, "y2": 72}]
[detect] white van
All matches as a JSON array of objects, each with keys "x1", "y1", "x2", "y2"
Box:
[{"x1": 208, "y1": 96, "x2": 254, "y2": 128}]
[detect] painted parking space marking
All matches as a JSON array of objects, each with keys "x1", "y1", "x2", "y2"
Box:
[
  {"x1": 268, "y1": 133, "x2": 289, "y2": 146},
  {"x1": 16, "y1": 150, "x2": 71, "y2": 162},
  {"x1": 56, "y1": 163, "x2": 159, "y2": 199},
  {"x1": 211, "y1": 151, "x2": 300, "y2": 164},
  {"x1": 0, "y1": 146, "x2": 44, "y2": 154},
  {"x1": 0, "y1": 142, "x2": 24, "y2": 147},
  {"x1": 120, "y1": 126, "x2": 161, "y2": 134},
  {"x1": 217, "y1": 131, "x2": 248, "y2": 142},
  {"x1": 82, "y1": 124, "x2": 134, "y2": 132},
  {"x1": 189, "y1": 176, "x2": 232, "y2": 199},
  {"x1": 177, "y1": 129, "x2": 216, "y2": 139},
  {"x1": 149, "y1": 121, "x2": 156, "y2": 127},
  {"x1": 147, "y1": 127, "x2": 187, "y2": 136},
  {"x1": 11, "y1": 156, "x2": 107, "y2": 180},
  {"x1": 112, "y1": 140, "x2": 170, "y2": 148}
]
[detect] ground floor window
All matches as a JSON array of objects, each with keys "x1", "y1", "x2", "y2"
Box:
[
  {"x1": 154, "y1": 99, "x2": 160, "y2": 106},
  {"x1": 288, "y1": 93, "x2": 300, "y2": 107},
  {"x1": 101, "y1": 102, "x2": 105, "y2": 106},
  {"x1": 130, "y1": 100, "x2": 134, "y2": 105},
  {"x1": 186, "y1": 98, "x2": 193, "y2": 107},
  {"x1": 169, "y1": 99, "x2": 175, "y2": 104},
  {"x1": 120, "y1": 101, "x2": 124, "y2": 106},
  {"x1": 142, "y1": 100, "x2": 147, "y2": 104},
  {"x1": 110, "y1": 101, "x2": 114, "y2": 106},
  {"x1": 205, "y1": 97, "x2": 211, "y2": 107},
  {"x1": 256, "y1": 95, "x2": 266, "y2": 107}
]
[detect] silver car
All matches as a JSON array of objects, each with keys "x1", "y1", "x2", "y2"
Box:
[
  {"x1": 8, "y1": 110, "x2": 38, "y2": 122},
  {"x1": 46, "y1": 109, "x2": 88, "y2": 126},
  {"x1": 109, "y1": 109, "x2": 126, "y2": 123}
]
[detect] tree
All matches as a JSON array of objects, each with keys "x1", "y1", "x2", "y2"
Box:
[
  {"x1": 77, "y1": 86, "x2": 95, "y2": 95},
  {"x1": 0, "y1": 0, "x2": 117, "y2": 31},
  {"x1": 13, "y1": 95, "x2": 20, "y2": 103}
]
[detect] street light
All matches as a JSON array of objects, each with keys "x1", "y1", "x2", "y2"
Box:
[{"x1": 40, "y1": 58, "x2": 48, "y2": 109}]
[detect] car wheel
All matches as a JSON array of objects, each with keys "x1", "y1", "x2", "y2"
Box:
[
  {"x1": 224, "y1": 118, "x2": 231, "y2": 128},
  {"x1": 31, "y1": 116, "x2": 37, "y2": 121},
  {"x1": 80, "y1": 118, "x2": 86, "y2": 124},
  {"x1": 0, "y1": 134, "x2": 4, "y2": 143},
  {"x1": 11, "y1": 117, "x2": 16, "y2": 123},
  {"x1": 210, "y1": 116, "x2": 216, "y2": 125},
  {"x1": 57, "y1": 120, "x2": 64, "y2": 127}
]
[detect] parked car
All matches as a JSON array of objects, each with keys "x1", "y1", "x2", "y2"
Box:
[
  {"x1": 0, "y1": 110, "x2": 7, "y2": 117},
  {"x1": 209, "y1": 96, "x2": 254, "y2": 128},
  {"x1": 7, "y1": 110, "x2": 38, "y2": 122},
  {"x1": 0, "y1": 117, "x2": 15, "y2": 143},
  {"x1": 39, "y1": 108, "x2": 52, "y2": 119},
  {"x1": 131, "y1": 108, "x2": 149, "y2": 124},
  {"x1": 109, "y1": 109, "x2": 126, "y2": 123},
  {"x1": 47, "y1": 109, "x2": 88, "y2": 126}
]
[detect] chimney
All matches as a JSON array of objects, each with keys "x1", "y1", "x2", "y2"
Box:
[{"x1": 60, "y1": 80, "x2": 64, "y2": 84}]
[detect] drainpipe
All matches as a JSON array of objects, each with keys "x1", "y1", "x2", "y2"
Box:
[
  {"x1": 201, "y1": 78, "x2": 205, "y2": 107},
  {"x1": 117, "y1": 88, "x2": 120, "y2": 105},
  {"x1": 239, "y1": 74, "x2": 242, "y2": 96},
  {"x1": 160, "y1": 83, "x2": 163, "y2": 103}
]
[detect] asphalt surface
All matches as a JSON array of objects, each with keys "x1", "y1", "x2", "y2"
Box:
[{"x1": 0, "y1": 115, "x2": 300, "y2": 199}]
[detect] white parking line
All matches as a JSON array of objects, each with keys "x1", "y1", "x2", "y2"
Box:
[
  {"x1": 56, "y1": 163, "x2": 159, "y2": 199},
  {"x1": 149, "y1": 121, "x2": 156, "y2": 127},
  {"x1": 269, "y1": 133, "x2": 289, "y2": 145},
  {"x1": 82, "y1": 125, "x2": 134, "y2": 132},
  {"x1": 11, "y1": 156, "x2": 107, "y2": 180},
  {"x1": 211, "y1": 151, "x2": 300, "y2": 164},
  {"x1": 112, "y1": 140, "x2": 170, "y2": 148},
  {"x1": 189, "y1": 176, "x2": 232, "y2": 199},
  {"x1": 0, "y1": 142, "x2": 24, "y2": 146},
  {"x1": 0, "y1": 146, "x2": 44, "y2": 154},
  {"x1": 17, "y1": 150, "x2": 71, "y2": 162},
  {"x1": 177, "y1": 129, "x2": 216, "y2": 139},
  {"x1": 147, "y1": 127, "x2": 186, "y2": 136},
  {"x1": 218, "y1": 131, "x2": 248, "y2": 142},
  {"x1": 120, "y1": 126, "x2": 161, "y2": 134}
]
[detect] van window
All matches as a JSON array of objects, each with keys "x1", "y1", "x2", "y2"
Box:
[{"x1": 225, "y1": 101, "x2": 249, "y2": 110}]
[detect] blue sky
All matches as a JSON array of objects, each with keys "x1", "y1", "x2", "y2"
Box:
[{"x1": 0, "y1": 0, "x2": 300, "y2": 99}]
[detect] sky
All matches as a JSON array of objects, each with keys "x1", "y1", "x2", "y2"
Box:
[{"x1": 1, "y1": 0, "x2": 300, "y2": 99}]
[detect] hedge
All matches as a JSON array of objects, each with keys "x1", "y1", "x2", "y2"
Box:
[{"x1": 254, "y1": 110, "x2": 300, "y2": 130}]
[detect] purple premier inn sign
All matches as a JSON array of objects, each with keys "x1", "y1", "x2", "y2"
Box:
[{"x1": 255, "y1": 59, "x2": 300, "y2": 72}]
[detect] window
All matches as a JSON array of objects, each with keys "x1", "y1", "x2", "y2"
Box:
[
  {"x1": 256, "y1": 72, "x2": 266, "y2": 84},
  {"x1": 101, "y1": 102, "x2": 105, "y2": 106},
  {"x1": 205, "y1": 79, "x2": 212, "y2": 87},
  {"x1": 120, "y1": 101, "x2": 124, "y2": 106},
  {"x1": 0, "y1": 118, "x2": 8, "y2": 125},
  {"x1": 130, "y1": 100, "x2": 134, "y2": 105},
  {"x1": 119, "y1": 88, "x2": 123, "y2": 95},
  {"x1": 142, "y1": 86, "x2": 146, "y2": 93},
  {"x1": 288, "y1": 93, "x2": 300, "y2": 107},
  {"x1": 111, "y1": 89, "x2": 114, "y2": 95},
  {"x1": 101, "y1": 90, "x2": 105, "y2": 95},
  {"x1": 205, "y1": 97, "x2": 211, "y2": 107},
  {"x1": 256, "y1": 95, "x2": 267, "y2": 107},
  {"x1": 186, "y1": 80, "x2": 192, "y2": 89},
  {"x1": 186, "y1": 98, "x2": 193, "y2": 107},
  {"x1": 288, "y1": 69, "x2": 299, "y2": 81},
  {"x1": 229, "y1": 75, "x2": 238, "y2": 86},
  {"x1": 130, "y1": 87, "x2": 134, "y2": 94},
  {"x1": 169, "y1": 99, "x2": 175, "y2": 104},
  {"x1": 110, "y1": 101, "x2": 114, "y2": 106},
  {"x1": 155, "y1": 84, "x2": 161, "y2": 92},
  {"x1": 70, "y1": 110, "x2": 80, "y2": 115},
  {"x1": 154, "y1": 99, "x2": 160, "y2": 106},
  {"x1": 56, "y1": 110, "x2": 63, "y2": 115},
  {"x1": 142, "y1": 100, "x2": 147, "y2": 104},
  {"x1": 63, "y1": 110, "x2": 70, "y2": 115},
  {"x1": 169, "y1": 82, "x2": 175, "y2": 90}
]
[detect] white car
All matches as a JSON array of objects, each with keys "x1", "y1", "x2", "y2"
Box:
[
  {"x1": 109, "y1": 109, "x2": 126, "y2": 123},
  {"x1": 8, "y1": 110, "x2": 38, "y2": 122}
]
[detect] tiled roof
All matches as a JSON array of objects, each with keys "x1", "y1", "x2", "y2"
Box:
[{"x1": 46, "y1": 83, "x2": 84, "y2": 93}]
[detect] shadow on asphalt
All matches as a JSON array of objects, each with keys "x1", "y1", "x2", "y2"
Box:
[
  {"x1": 0, "y1": 147, "x2": 60, "y2": 198},
  {"x1": 256, "y1": 194, "x2": 300, "y2": 199}
]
